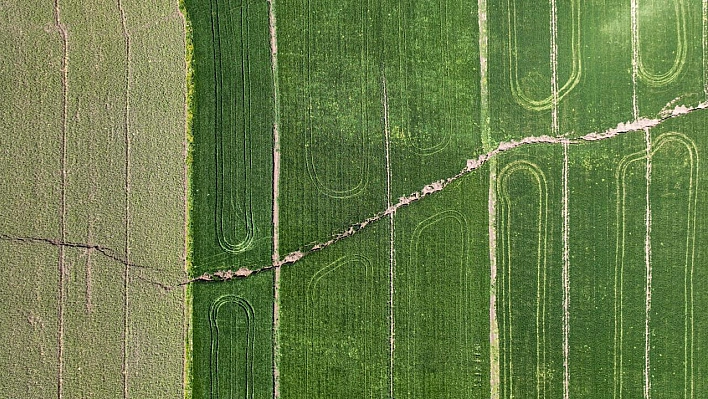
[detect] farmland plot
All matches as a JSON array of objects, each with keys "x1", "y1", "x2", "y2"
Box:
[
  {"x1": 382, "y1": 0, "x2": 483, "y2": 202},
  {"x1": 565, "y1": 127, "x2": 704, "y2": 398},
  {"x1": 494, "y1": 146, "x2": 565, "y2": 399},
  {"x1": 191, "y1": 272, "x2": 274, "y2": 399},
  {"x1": 279, "y1": 222, "x2": 390, "y2": 398},
  {"x1": 275, "y1": 0, "x2": 486, "y2": 253},
  {"x1": 1, "y1": 0, "x2": 187, "y2": 397},
  {"x1": 185, "y1": 0, "x2": 708, "y2": 398},
  {"x1": 0, "y1": 2, "x2": 63, "y2": 394},
  {"x1": 276, "y1": 0, "x2": 388, "y2": 253},
  {"x1": 392, "y1": 172, "x2": 490, "y2": 398},
  {"x1": 185, "y1": 0, "x2": 275, "y2": 274}
]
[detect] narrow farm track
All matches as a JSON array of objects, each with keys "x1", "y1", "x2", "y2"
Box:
[
  {"x1": 52, "y1": 0, "x2": 70, "y2": 396},
  {"x1": 381, "y1": 73, "x2": 396, "y2": 399},
  {"x1": 116, "y1": 0, "x2": 132, "y2": 396},
  {"x1": 477, "y1": 1, "x2": 500, "y2": 396},
  {"x1": 267, "y1": 0, "x2": 283, "y2": 396}
]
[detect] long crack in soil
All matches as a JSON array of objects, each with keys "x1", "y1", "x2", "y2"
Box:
[{"x1": 185, "y1": 100, "x2": 708, "y2": 286}]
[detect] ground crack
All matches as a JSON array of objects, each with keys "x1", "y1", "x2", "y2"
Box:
[{"x1": 0, "y1": 233, "x2": 174, "y2": 291}]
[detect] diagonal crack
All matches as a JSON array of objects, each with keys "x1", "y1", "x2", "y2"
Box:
[
  {"x1": 0, "y1": 233, "x2": 175, "y2": 291},
  {"x1": 184, "y1": 100, "x2": 708, "y2": 286},
  {"x1": 7, "y1": 101, "x2": 702, "y2": 290}
]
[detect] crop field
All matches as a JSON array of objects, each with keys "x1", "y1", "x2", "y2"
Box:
[
  {"x1": 0, "y1": 0, "x2": 188, "y2": 397},
  {"x1": 185, "y1": 0, "x2": 708, "y2": 398},
  {"x1": 4, "y1": 0, "x2": 708, "y2": 398}
]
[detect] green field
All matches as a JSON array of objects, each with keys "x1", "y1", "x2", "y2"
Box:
[
  {"x1": 4, "y1": 0, "x2": 708, "y2": 398},
  {"x1": 185, "y1": 0, "x2": 708, "y2": 398}
]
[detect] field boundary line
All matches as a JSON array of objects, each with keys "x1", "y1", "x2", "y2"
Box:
[
  {"x1": 477, "y1": 0, "x2": 500, "y2": 397},
  {"x1": 267, "y1": 0, "x2": 282, "y2": 396},
  {"x1": 178, "y1": 2, "x2": 192, "y2": 397},
  {"x1": 549, "y1": 2, "x2": 572, "y2": 397},
  {"x1": 631, "y1": 1, "x2": 653, "y2": 396},
  {"x1": 631, "y1": 0, "x2": 639, "y2": 121},
  {"x1": 0, "y1": 235, "x2": 174, "y2": 292},
  {"x1": 52, "y1": 0, "x2": 69, "y2": 396},
  {"x1": 643, "y1": 127, "x2": 653, "y2": 399},
  {"x1": 180, "y1": 100, "x2": 708, "y2": 285},
  {"x1": 562, "y1": 142, "x2": 570, "y2": 399},
  {"x1": 704, "y1": 0, "x2": 708, "y2": 98},
  {"x1": 550, "y1": 0, "x2": 559, "y2": 136},
  {"x1": 117, "y1": 0, "x2": 132, "y2": 396},
  {"x1": 381, "y1": 73, "x2": 395, "y2": 399},
  {"x1": 0, "y1": 234, "x2": 167, "y2": 273}
]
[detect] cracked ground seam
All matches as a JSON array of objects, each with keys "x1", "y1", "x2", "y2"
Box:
[
  {"x1": 186, "y1": 99, "x2": 708, "y2": 286},
  {"x1": 0, "y1": 234, "x2": 175, "y2": 291}
]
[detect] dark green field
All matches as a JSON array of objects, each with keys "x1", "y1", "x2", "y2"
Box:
[
  {"x1": 183, "y1": 1, "x2": 708, "y2": 398},
  {"x1": 185, "y1": 0, "x2": 275, "y2": 274}
]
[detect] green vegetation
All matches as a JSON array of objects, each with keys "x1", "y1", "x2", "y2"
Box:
[
  {"x1": 648, "y1": 111, "x2": 708, "y2": 397},
  {"x1": 488, "y1": 0, "x2": 632, "y2": 140},
  {"x1": 184, "y1": 0, "x2": 708, "y2": 398},
  {"x1": 184, "y1": 0, "x2": 275, "y2": 274},
  {"x1": 276, "y1": 0, "x2": 485, "y2": 252},
  {"x1": 277, "y1": 0, "x2": 388, "y2": 253},
  {"x1": 392, "y1": 171, "x2": 490, "y2": 397},
  {"x1": 183, "y1": 0, "x2": 276, "y2": 397},
  {"x1": 495, "y1": 145, "x2": 566, "y2": 398},
  {"x1": 279, "y1": 221, "x2": 390, "y2": 397},
  {"x1": 384, "y1": 0, "x2": 483, "y2": 198},
  {"x1": 191, "y1": 273, "x2": 274, "y2": 399}
]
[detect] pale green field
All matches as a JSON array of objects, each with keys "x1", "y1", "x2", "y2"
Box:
[{"x1": 0, "y1": 0, "x2": 187, "y2": 397}]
